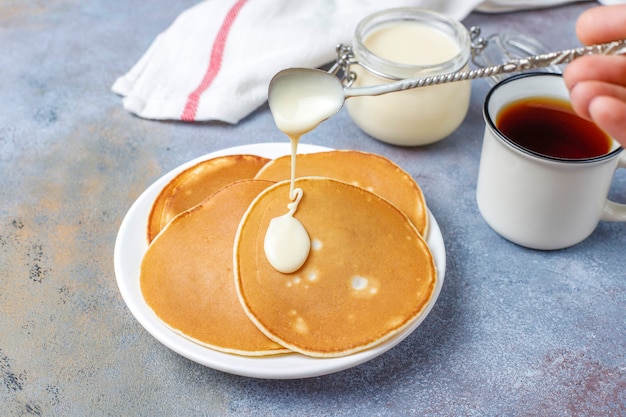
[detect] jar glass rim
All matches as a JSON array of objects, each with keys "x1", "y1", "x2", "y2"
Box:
[{"x1": 353, "y1": 7, "x2": 471, "y2": 80}]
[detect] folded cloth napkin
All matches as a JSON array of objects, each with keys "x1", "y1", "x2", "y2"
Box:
[{"x1": 112, "y1": 0, "x2": 598, "y2": 124}]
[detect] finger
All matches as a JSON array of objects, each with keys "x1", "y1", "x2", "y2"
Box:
[
  {"x1": 588, "y1": 95, "x2": 626, "y2": 147},
  {"x1": 576, "y1": 5, "x2": 626, "y2": 45},
  {"x1": 563, "y1": 55, "x2": 626, "y2": 90},
  {"x1": 569, "y1": 80, "x2": 626, "y2": 120}
]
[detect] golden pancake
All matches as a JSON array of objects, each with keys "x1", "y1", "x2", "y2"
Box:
[
  {"x1": 147, "y1": 154, "x2": 269, "y2": 242},
  {"x1": 234, "y1": 177, "x2": 437, "y2": 357},
  {"x1": 254, "y1": 150, "x2": 428, "y2": 237},
  {"x1": 140, "y1": 179, "x2": 288, "y2": 356}
]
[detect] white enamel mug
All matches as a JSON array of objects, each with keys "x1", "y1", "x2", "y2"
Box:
[{"x1": 476, "y1": 73, "x2": 626, "y2": 250}]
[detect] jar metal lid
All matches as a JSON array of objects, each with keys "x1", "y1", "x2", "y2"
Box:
[{"x1": 470, "y1": 27, "x2": 562, "y2": 85}]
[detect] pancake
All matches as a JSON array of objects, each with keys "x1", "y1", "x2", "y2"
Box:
[
  {"x1": 140, "y1": 179, "x2": 288, "y2": 356},
  {"x1": 254, "y1": 150, "x2": 428, "y2": 237},
  {"x1": 147, "y1": 154, "x2": 269, "y2": 242},
  {"x1": 234, "y1": 177, "x2": 437, "y2": 357}
]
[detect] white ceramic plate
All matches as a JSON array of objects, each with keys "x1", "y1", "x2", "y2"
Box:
[{"x1": 114, "y1": 143, "x2": 446, "y2": 379}]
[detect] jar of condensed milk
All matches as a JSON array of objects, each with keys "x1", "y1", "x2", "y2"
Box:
[{"x1": 344, "y1": 8, "x2": 472, "y2": 146}]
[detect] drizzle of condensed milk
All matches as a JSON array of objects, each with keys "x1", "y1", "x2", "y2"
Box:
[
  {"x1": 265, "y1": 69, "x2": 343, "y2": 273},
  {"x1": 264, "y1": 188, "x2": 310, "y2": 273}
]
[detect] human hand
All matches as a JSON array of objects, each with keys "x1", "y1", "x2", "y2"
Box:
[{"x1": 563, "y1": 4, "x2": 626, "y2": 147}]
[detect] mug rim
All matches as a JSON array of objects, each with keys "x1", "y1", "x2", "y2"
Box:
[{"x1": 483, "y1": 72, "x2": 624, "y2": 164}]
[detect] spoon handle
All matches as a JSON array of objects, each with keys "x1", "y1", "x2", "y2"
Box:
[{"x1": 344, "y1": 39, "x2": 626, "y2": 97}]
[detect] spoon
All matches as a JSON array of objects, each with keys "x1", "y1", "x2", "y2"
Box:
[
  {"x1": 268, "y1": 68, "x2": 345, "y2": 137},
  {"x1": 268, "y1": 38, "x2": 626, "y2": 128}
]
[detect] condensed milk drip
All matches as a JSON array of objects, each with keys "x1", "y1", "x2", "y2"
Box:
[
  {"x1": 264, "y1": 188, "x2": 310, "y2": 273},
  {"x1": 266, "y1": 69, "x2": 343, "y2": 273}
]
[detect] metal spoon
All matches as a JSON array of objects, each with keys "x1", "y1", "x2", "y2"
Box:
[{"x1": 268, "y1": 38, "x2": 626, "y2": 125}]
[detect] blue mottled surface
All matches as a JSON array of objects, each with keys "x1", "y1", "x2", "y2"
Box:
[{"x1": 1, "y1": 1, "x2": 625, "y2": 415}]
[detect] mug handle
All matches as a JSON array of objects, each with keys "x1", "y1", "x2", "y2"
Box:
[{"x1": 601, "y1": 152, "x2": 626, "y2": 221}]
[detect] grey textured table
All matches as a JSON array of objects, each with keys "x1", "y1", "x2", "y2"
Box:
[{"x1": 2, "y1": 1, "x2": 625, "y2": 416}]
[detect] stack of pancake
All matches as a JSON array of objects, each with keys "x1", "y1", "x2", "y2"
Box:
[{"x1": 140, "y1": 150, "x2": 437, "y2": 358}]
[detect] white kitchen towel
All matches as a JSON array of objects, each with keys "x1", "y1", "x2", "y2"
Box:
[
  {"x1": 112, "y1": 0, "x2": 598, "y2": 124},
  {"x1": 477, "y1": 0, "x2": 588, "y2": 12}
]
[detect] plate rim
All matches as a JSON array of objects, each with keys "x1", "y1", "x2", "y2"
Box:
[{"x1": 113, "y1": 142, "x2": 446, "y2": 379}]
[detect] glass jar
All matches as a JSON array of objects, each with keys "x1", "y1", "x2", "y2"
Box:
[{"x1": 345, "y1": 8, "x2": 472, "y2": 146}]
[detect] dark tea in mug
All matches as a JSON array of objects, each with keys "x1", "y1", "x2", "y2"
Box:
[{"x1": 495, "y1": 97, "x2": 612, "y2": 159}]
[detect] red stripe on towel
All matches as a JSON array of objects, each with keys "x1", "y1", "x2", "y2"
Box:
[{"x1": 181, "y1": 0, "x2": 249, "y2": 121}]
